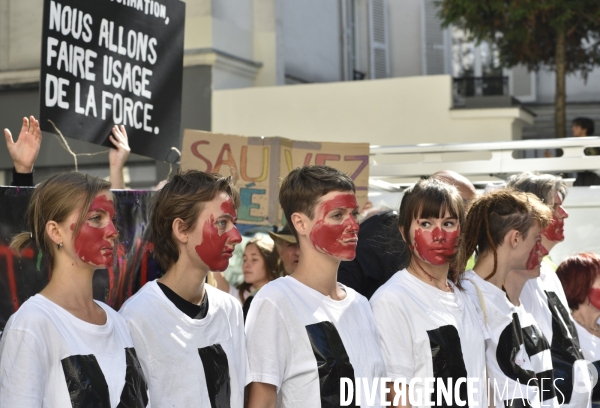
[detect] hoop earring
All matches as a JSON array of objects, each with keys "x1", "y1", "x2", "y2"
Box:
[{"x1": 57, "y1": 242, "x2": 63, "y2": 250}]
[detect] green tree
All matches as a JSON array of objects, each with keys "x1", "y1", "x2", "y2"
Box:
[{"x1": 439, "y1": 0, "x2": 600, "y2": 138}]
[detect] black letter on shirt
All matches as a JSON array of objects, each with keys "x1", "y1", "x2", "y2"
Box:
[
  {"x1": 62, "y1": 354, "x2": 110, "y2": 407},
  {"x1": 426, "y1": 325, "x2": 468, "y2": 407},
  {"x1": 305, "y1": 321, "x2": 356, "y2": 408},
  {"x1": 545, "y1": 291, "x2": 584, "y2": 405},
  {"x1": 61, "y1": 349, "x2": 148, "y2": 408},
  {"x1": 117, "y1": 347, "x2": 149, "y2": 408},
  {"x1": 198, "y1": 344, "x2": 231, "y2": 408}
]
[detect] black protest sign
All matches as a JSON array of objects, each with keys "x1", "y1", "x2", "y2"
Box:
[
  {"x1": 0, "y1": 187, "x2": 160, "y2": 330},
  {"x1": 40, "y1": 0, "x2": 185, "y2": 163}
]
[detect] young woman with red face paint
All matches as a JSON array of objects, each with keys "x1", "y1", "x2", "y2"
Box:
[
  {"x1": 0, "y1": 172, "x2": 148, "y2": 408},
  {"x1": 369, "y1": 178, "x2": 487, "y2": 408},
  {"x1": 457, "y1": 189, "x2": 560, "y2": 408},
  {"x1": 245, "y1": 166, "x2": 386, "y2": 408},
  {"x1": 557, "y1": 253, "x2": 600, "y2": 408},
  {"x1": 119, "y1": 170, "x2": 248, "y2": 408},
  {"x1": 507, "y1": 173, "x2": 591, "y2": 408}
]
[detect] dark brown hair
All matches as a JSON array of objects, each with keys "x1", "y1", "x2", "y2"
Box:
[
  {"x1": 151, "y1": 170, "x2": 240, "y2": 271},
  {"x1": 237, "y1": 235, "x2": 279, "y2": 302},
  {"x1": 278, "y1": 165, "x2": 355, "y2": 240},
  {"x1": 398, "y1": 178, "x2": 466, "y2": 286},
  {"x1": 10, "y1": 172, "x2": 111, "y2": 268},
  {"x1": 556, "y1": 252, "x2": 600, "y2": 310},
  {"x1": 457, "y1": 189, "x2": 552, "y2": 280}
]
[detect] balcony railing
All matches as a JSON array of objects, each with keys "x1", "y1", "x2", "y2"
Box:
[{"x1": 453, "y1": 76, "x2": 509, "y2": 99}]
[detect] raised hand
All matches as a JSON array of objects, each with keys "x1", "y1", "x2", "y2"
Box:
[
  {"x1": 4, "y1": 116, "x2": 42, "y2": 173},
  {"x1": 109, "y1": 125, "x2": 131, "y2": 189}
]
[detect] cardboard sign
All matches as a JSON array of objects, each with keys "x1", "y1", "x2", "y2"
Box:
[
  {"x1": 180, "y1": 130, "x2": 370, "y2": 226},
  {"x1": 39, "y1": 0, "x2": 185, "y2": 162}
]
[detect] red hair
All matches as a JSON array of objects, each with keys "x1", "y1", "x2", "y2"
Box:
[{"x1": 556, "y1": 253, "x2": 600, "y2": 310}]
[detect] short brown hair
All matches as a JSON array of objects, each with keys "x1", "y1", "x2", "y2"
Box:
[
  {"x1": 278, "y1": 165, "x2": 355, "y2": 240},
  {"x1": 457, "y1": 189, "x2": 553, "y2": 279},
  {"x1": 151, "y1": 170, "x2": 240, "y2": 271},
  {"x1": 10, "y1": 172, "x2": 111, "y2": 268},
  {"x1": 399, "y1": 178, "x2": 466, "y2": 286},
  {"x1": 556, "y1": 253, "x2": 600, "y2": 310}
]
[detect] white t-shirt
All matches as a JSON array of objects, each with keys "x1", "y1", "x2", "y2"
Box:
[
  {"x1": 0, "y1": 294, "x2": 148, "y2": 407},
  {"x1": 521, "y1": 264, "x2": 591, "y2": 408},
  {"x1": 245, "y1": 276, "x2": 386, "y2": 408},
  {"x1": 369, "y1": 269, "x2": 487, "y2": 408},
  {"x1": 120, "y1": 281, "x2": 249, "y2": 408},
  {"x1": 463, "y1": 270, "x2": 559, "y2": 408},
  {"x1": 575, "y1": 321, "x2": 600, "y2": 363}
]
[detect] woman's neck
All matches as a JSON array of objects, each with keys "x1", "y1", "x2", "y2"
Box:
[
  {"x1": 160, "y1": 259, "x2": 207, "y2": 305},
  {"x1": 573, "y1": 303, "x2": 600, "y2": 336},
  {"x1": 293, "y1": 241, "x2": 345, "y2": 300},
  {"x1": 40, "y1": 257, "x2": 104, "y2": 324},
  {"x1": 473, "y1": 251, "x2": 510, "y2": 290},
  {"x1": 503, "y1": 270, "x2": 529, "y2": 306},
  {"x1": 407, "y1": 258, "x2": 452, "y2": 292}
]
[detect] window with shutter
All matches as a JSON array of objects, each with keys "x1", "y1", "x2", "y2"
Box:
[
  {"x1": 341, "y1": 0, "x2": 357, "y2": 81},
  {"x1": 421, "y1": 0, "x2": 449, "y2": 76},
  {"x1": 368, "y1": 0, "x2": 389, "y2": 79},
  {"x1": 508, "y1": 64, "x2": 537, "y2": 102}
]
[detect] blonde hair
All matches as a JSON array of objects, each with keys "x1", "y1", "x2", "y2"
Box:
[
  {"x1": 457, "y1": 189, "x2": 552, "y2": 280},
  {"x1": 10, "y1": 172, "x2": 111, "y2": 267}
]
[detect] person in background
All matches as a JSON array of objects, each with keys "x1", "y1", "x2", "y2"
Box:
[
  {"x1": 571, "y1": 117, "x2": 600, "y2": 186},
  {"x1": 245, "y1": 165, "x2": 385, "y2": 408},
  {"x1": 0, "y1": 172, "x2": 148, "y2": 407},
  {"x1": 238, "y1": 235, "x2": 279, "y2": 319},
  {"x1": 458, "y1": 189, "x2": 556, "y2": 408},
  {"x1": 268, "y1": 224, "x2": 300, "y2": 275},
  {"x1": 119, "y1": 171, "x2": 247, "y2": 408},
  {"x1": 557, "y1": 252, "x2": 600, "y2": 408},
  {"x1": 508, "y1": 172, "x2": 591, "y2": 406},
  {"x1": 370, "y1": 178, "x2": 487, "y2": 408},
  {"x1": 4, "y1": 117, "x2": 130, "y2": 188},
  {"x1": 573, "y1": 117, "x2": 595, "y2": 137}
]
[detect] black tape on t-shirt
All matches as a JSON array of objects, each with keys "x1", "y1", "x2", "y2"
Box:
[
  {"x1": 61, "y1": 354, "x2": 110, "y2": 407},
  {"x1": 198, "y1": 344, "x2": 231, "y2": 408},
  {"x1": 496, "y1": 314, "x2": 537, "y2": 385},
  {"x1": 305, "y1": 321, "x2": 356, "y2": 408},
  {"x1": 521, "y1": 325, "x2": 556, "y2": 402},
  {"x1": 117, "y1": 348, "x2": 149, "y2": 408},
  {"x1": 590, "y1": 360, "x2": 600, "y2": 406},
  {"x1": 426, "y1": 325, "x2": 469, "y2": 407},
  {"x1": 545, "y1": 291, "x2": 585, "y2": 405}
]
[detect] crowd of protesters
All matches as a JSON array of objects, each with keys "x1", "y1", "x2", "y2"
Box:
[{"x1": 0, "y1": 116, "x2": 600, "y2": 408}]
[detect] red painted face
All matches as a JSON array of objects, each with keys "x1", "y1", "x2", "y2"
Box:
[
  {"x1": 412, "y1": 225, "x2": 460, "y2": 266},
  {"x1": 194, "y1": 197, "x2": 242, "y2": 272},
  {"x1": 72, "y1": 194, "x2": 118, "y2": 267},
  {"x1": 542, "y1": 194, "x2": 568, "y2": 242},
  {"x1": 525, "y1": 239, "x2": 549, "y2": 270},
  {"x1": 310, "y1": 193, "x2": 359, "y2": 260},
  {"x1": 589, "y1": 288, "x2": 600, "y2": 310}
]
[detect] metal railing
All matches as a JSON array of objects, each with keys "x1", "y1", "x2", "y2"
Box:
[
  {"x1": 369, "y1": 137, "x2": 600, "y2": 181},
  {"x1": 453, "y1": 76, "x2": 509, "y2": 98}
]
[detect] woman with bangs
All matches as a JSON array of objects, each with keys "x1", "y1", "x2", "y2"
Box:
[
  {"x1": 458, "y1": 189, "x2": 558, "y2": 408},
  {"x1": 0, "y1": 172, "x2": 148, "y2": 407},
  {"x1": 370, "y1": 178, "x2": 487, "y2": 408}
]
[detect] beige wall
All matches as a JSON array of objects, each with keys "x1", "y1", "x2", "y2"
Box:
[{"x1": 212, "y1": 75, "x2": 534, "y2": 145}]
